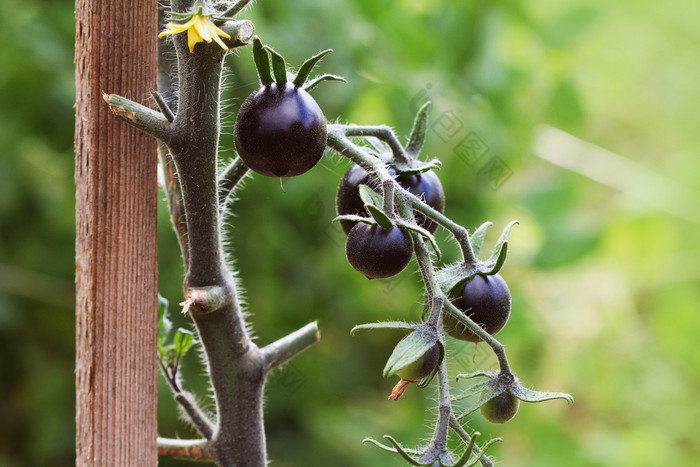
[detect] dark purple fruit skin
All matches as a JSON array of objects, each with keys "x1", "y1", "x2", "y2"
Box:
[
  {"x1": 336, "y1": 164, "x2": 445, "y2": 234},
  {"x1": 234, "y1": 83, "x2": 326, "y2": 177},
  {"x1": 480, "y1": 391, "x2": 519, "y2": 424},
  {"x1": 443, "y1": 274, "x2": 511, "y2": 342},
  {"x1": 345, "y1": 223, "x2": 413, "y2": 279}
]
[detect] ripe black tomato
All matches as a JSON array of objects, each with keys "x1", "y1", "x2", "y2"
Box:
[
  {"x1": 234, "y1": 83, "x2": 326, "y2": 177},
  {"x1": 396, "y1": 343, "x2": 440, "y2": 382},
  {"x1": 345, "y1": 223, "x2": 413, "y2": 279},
  {"x1": 480, "y1": 391, "x2": 519, "y2": 423},
  {"x1": 443, "y1": 273, "x2": 511, "y2": 342},
  {"x1": 335, "y1": 164, "x2": 445, "y2": 234}
]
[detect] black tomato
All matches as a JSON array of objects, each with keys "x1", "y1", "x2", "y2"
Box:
[
  {"x1": 396, "y1": 343, "x2": 440, "y2": 382},
  {"x1": 480, "y1": 391, "x2": 519, "y2": 424},
  {"x1": 345, "y1": 223, "x2": 413, "y2": 279},
  {"x1": 335, "y1": 164, "x2": 445, "y2": 234},
  {"x1": 443, "y1": 273, "x2": 511, "y2": 342},
  {"x1": 234, "y1": 83, "x2": 327, "y2": 177}
]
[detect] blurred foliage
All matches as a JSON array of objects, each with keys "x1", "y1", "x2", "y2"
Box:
[{"x1": 1, "y1": 0, "x2": 699, "y2": 465}]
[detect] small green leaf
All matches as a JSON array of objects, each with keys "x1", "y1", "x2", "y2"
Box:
[
  {"x1": 264, "y1": 45, "x2": 287, "y2": 84},
  {"x1": 351, "y1": 321, "x2": 418, "y2": 336},
  {"x1": 362, "y1": 436, "x2": 423, "y2": 456},
  {"x1": 383, "y1": 329, "x2": 436, "y2": 378},
  {"x1": 293, "y1": 49, "x2": 333, "y2": 88},
  {"x1": 470, "y1": 222, "x2": 492, "y2": 257},
  {"x1": 456, "y1": 370, "x2": 495, "y2": 381},
  {"x1": 358, "y1": 184, "x2": 382, "y2": 208},
  {"x1": 173, "y1": 328, "x2": 194, "y2": 357},
  {"x1": 511, "y1": 385, "x2": 574, "y2": 404},
  {"x1": 303, "y1": 74, "x2": 347, "y2": 92},
  {"x1": 405, "y1": 101, "x2": 432, "y2": 158},
  {"x1": 157, "y1": 294, "x2": 171, "y2": 346},
  {"x1": 252, "y1": 37, "x2": 272, "y2": 86}
]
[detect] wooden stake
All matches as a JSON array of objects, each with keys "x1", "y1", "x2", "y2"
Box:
[{"x1": 75, "y1": 0, "x2": 158, "y2": 464}]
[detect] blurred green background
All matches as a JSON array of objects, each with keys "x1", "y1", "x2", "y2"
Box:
[{"x1": 1, "y1": 0, "x2": 699, "y2": 465}]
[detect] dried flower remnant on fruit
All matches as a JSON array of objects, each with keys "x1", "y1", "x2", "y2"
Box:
[{"x1": 159, "y1": 6, "x2": 231, "y2": 53}]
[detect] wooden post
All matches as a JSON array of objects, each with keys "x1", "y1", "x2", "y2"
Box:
[{"x1": 75, "y1": 0, "x2": 158, "y2": 465}]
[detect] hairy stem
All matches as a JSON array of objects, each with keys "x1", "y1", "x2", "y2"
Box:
[
  {"x1": 158, "y1": 437, "x2": 212, "y2": 462},
  {"x1": 218, "y1": 156, "x2": 250, "y2": 209}
]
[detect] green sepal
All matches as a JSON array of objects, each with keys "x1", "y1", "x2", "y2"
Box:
[
  {"x1": 435, "y1": 263, "x2": 479, "y2": 296},
  {"x1": 452, "y1": 380, "x2": 494, "y2": 402},
  {"x1": 383, "y1": 327, "x2": 438, "y2": 378},
  {"x1": 454, "y1": 435, "x2": 501, "y2": 467},
  {"x1": 366, "y1": 204, "x2": 394, "y2": 231},
  {"x1": 451, "y1": 431, "x2": 481, "y2": 467},
  {"x1": 157, "y1": 294, "x2": 171, "y2": 347},
  {"x1": 264, "y1": 45, "x2": 288, "y2": 84},
  {"x1": 363, "y1": 436, "x2": 424, "y2": 465},
  {"x1": 293, "y1": 49, "x2": 333, "y2": 88},
  {"x1": 358, "y1": 184, "x2": 382, "y2": 208},
  {"x1": 174, "y1": 328, "x2": 194, "y2": 358},
  {"x1": 252, "y1": 37, "x2": 273, "y2": 86},
  {"x1": 398, "y1": 221, "x2": 441, "y2": 261},
  {"x1": 456, "y1": 385, "x2": 504, "y2": 421},
  {"x1": 510, "y1": 385, "x2": 574, "y2": 404},
  {"x1": 456, "y1": 370, "x2": 495, "y2": 381},
  {"x1": 480, "y1": 220, "x2": 517, "y2": 275},
  {"x1": 303, "y1": 74, "x2": 347, "y2": 92},
  {"x1": 405, "y1": 101, "x2": 432, "y2": 159},
  {"x1": 332, "y1": 214, "x2": 374, "y2": 225},
  {"x1": 393, "y1": 158, "x2": 442, "y2": 176},
  {"x1": 469, "y1": 222, "x2": 492, "y2": 257},
  {"x1": 350, "y1": 321, "x2": 418, "y2": 336}
]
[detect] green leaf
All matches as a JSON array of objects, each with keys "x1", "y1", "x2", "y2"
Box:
[
  {"x1": 470, "y1": 222, "x2": 492, "y2": 257},
  {"x1": 350, "y1": 321, "x2": 418, "y2": 336},
  {"x1": 362, "y1": 436, "x2": 423, "y2": 457},
  {"x1": 293, "y1": 49, "x2": 333, "y2": 88},
  {"x1": 383, "y1": 329, "x2": 436, "y2": 378},
  {"x1": 366, "y1": 204, "x2": 394, "y2": 231},
  {"x1": 358, "y1": 184, "x2": 382, "y2": 208},
  {"x1": 511, "y1": 384, "x2": 574, "y2": 404},
  {"x1": 173, "y1": 328, "x2": 194, "y2": 357},
  {"x1": 264, "y1": 45, "x2": 287, "y2": 84},
  {"x1": 382, "y1": 436, "x2": 432, "y2": 465},
  {"x1": 303, "y1": 74, "x2": 347, "y2": 92},
  {"x1": 252, "y1": 37, "x2": 272, "y2": 86},
  {"x1": 157, "y1": 294, "x2": 171, "y2": 346},
  {"x1": 451, "y1": 431, "x2": 480, "y2": 467},
  {"x1": 405, "y1": 101, "x2": 432, "y2": 158}
]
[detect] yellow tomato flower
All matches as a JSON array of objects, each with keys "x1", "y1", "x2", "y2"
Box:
[{"x1": 159, "y1": 12, "x2": 231, "y2": 53}]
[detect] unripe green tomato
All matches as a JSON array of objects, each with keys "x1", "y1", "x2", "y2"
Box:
[
  {"x1": 396, "y1": 343, "x2": 439, "y2": 382},
  {"x1": 480, "y1": 391, "x2": 519, "y2": 424}
]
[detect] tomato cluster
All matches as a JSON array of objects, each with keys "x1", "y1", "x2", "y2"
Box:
[{"x1": 336, "y1": 164, "x2": 444, "y2": 234}]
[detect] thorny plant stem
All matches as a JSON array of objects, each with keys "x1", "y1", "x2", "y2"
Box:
[
  {"x1": 341, "y1": 124, "x2": 411, "y2": 164},
  {"x1": 218, "y1": 156, "x2": 250, "y2": 209}
]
